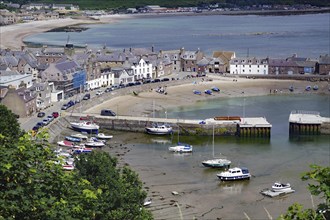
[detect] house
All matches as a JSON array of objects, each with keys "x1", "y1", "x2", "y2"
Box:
[
  {"x1": 111, "y1": 67, "x2": 134, "y2": 86},
  {"x1": 180, "y1": 48, "x2": 204, "y2": 72},
  {"x1": 230, "y1": 57, "x2": 268, "y2": 75},
  {"x1": 1, "y1": 87, "x2": 37, "y2": 117},
  {"x1": 29, "y1": 82, "x2": 53, "y2": 110},
  {"x1": 52, "y1": 4, "x2": 79, "y2": 12},
  {"x1": 267, "y1": 58, "x2": 299, "y2": 75},
  {"x1": 99, "y1": 67, "x2": 114, "y2": 87},
  {"x1": 197, "y1": 57, "x2": 225, "y2": 74},
  {"x1": 212, "y1": 51, "x2": 236, "y2": 73},
  {"x1": 0, "y1": 70, "x2": 33, "y2": 89},
  {"x1": 149, "y1": 55, "x2": 172, "y2": 78},
  {"x1": 40, "y1": 59, "x2": 86, "y2": 97},
  {"x1": 158, "y1": 49, "x2": 181, "y2": 73},
  {"x1": 24, "y1": 3, "x2": 51, "y2": 10},
  {"x1": 0, "y1": 9, "x2": 17, "y2": 25},
  {"x1": 126, "y1": 56, "x2": 152, "y2": 81},
  {"x1": 317, "y1": 54, "x2": 330, "y2": 75}
]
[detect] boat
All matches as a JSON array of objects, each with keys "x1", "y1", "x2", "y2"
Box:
[
  {"x1": 85, "y1": 137, "x2": 105, "y2": 147},
  {"x1": 72, "y1": 147, "x2": 93, "y2": 154},
  {"x1": 193, "y1": 90, "x2": 202, "y2": 95},
  {"x1": 57, "y1": 140, "x2": 74, "y2": 147},
  {"x1": 96, "y1": 133, "x2": 113, "y2": 139},
  {"x1": 216, "y1": 167, "x2": 251, "y2": 181},
  {"x1": 169, "y1": 142, "x2": 193, "y2": 153},
  {"x1": 202, "y1": 125, "x2": 231, "y2": 168},
  {"x1": 305, "y1": 85, "x2": 311, "y2": 91},
  {"x1": 313, "y1": 85, "x2": 319, "y2": 90},
  {"x1": 211, "y1": 87, "x2": 220, "y2": 92},
  {"x1": 65, "y1": 136, "x2": 81, "y2": 142},
  {"x1": 70, "y1": 121, "x2": 99, "y2": 133},
  {"x1": 271, "y1": 182, "x2": 292, "y2": 192},
  {"x1": 204, "y1": 89, "x2": 212, "y2": 95},
  {"x1": 145, "y1": 123, "x2": 173, "y2": 135},
  {"x1": 289, "y1": 85, "x2": 294, "y2": 92},
  {"x1": 62, "y1": 164, "x2": 75, "y2": 171},
  {"x1": 70, "y1": 133, "x2": 88, "y2": 140}
]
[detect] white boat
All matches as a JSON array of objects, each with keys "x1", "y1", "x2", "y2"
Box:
[
  {"x1": 70, "y1": 133, "x2": 88, "y2": 140},
  {"x1": 70, "y1": 121, "x2": 99, "y2": 133},
  {"x1": 57, "y1": 140, "x2": 74, "y2": 147},
  {"x1": 62, "y1": 164, "x2": 75, "y2": 171},
  {"x1": 85, "y1": 137, "x2": 105, "y2": 147},
  {"x1": 202, "y1": 125, "x2": 231, "y2": 168},
  {"x1": 96, "y1": 133, "x2": 113, "y2": 139},
  {"x1": 271, "y1": 182, "x2": 292, "y2": 192},
  {"x1": 145, "y1": 123, "x2": 173, "y2": 135},
  {"x1": 169, "y1": 142, "x2": 193, "y2": 153},
  {"x1": 216, "y1": 167, "x2": 251, "y2": 181}
]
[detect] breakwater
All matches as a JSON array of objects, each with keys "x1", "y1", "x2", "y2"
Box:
[{"x1": 289, "y1": 110, "x2": 330, "y2": 135}]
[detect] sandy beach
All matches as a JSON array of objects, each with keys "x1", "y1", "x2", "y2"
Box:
[{"x1": 0, "y1": 15, "x2": 131, "y2": 49}]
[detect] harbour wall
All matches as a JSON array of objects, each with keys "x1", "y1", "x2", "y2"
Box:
[{"x1": 289, "y1": 111, "x2": 330, "y2": 135}]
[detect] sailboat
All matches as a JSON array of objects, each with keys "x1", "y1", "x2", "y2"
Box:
[
  {"x1": 168, "y1": 124, "x2": 192, "y2": 153},
  {"x1": 202, "y1": 125, "x2": 231, "y2": 168}
]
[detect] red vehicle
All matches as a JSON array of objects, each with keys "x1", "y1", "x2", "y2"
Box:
[{"x1": 52, "y1": 112, "x2": 59, "y2": 118}]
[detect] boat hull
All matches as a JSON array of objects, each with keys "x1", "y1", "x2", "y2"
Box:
[
  {"x1": 70, "y1": 122, "x2": 99, "y2": 134},
  {"x1": 145, "y1": 128, "x2": 173, "y2": 135},
  {"x1": 202, "y1": 161, "x2": 231, "y2": 169},
  {"x1": 217, "y1": 174, "x2": 250, "y2": 181}
]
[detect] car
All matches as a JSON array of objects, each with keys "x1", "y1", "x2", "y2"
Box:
[
  {"x1": 42, "y1": 119, "x2": 50, "y2": 125},
  {"x1": 161, "y1": 78, "x2": 170, "y2": 82},
  {"x1": 96, "y1": 90, "x2": 103, "y2": 96},
  {"x1": 83, "y1": 93, "x2": 91, "y2": 100},
  {"x1": 61, "y1": 104, "x2": 68, "y2": 110},
  {"x1": 52, "y1": 112, "x2": 59, "y2": 118},
  {"x1": 100, "y1": 109, "x2": 116, "y2": 116},
  {"x1": 36, "y1": 122, "x2": 44, "y2": 127},
  {"x1": 67, "y1": 100, "x2": 75, "y2": 107},
  {"x1": 37, "y1": 112, "x2": 45, "y2": 117},
  {"x1": 32, "y1": 126, "x2": 40, "y2": 131},
  {"x1": 47, "y1": 115, "x2": 54, "y2": 122},
  {"x1": 105, "y1": 88, "x2": 112, "y2": 93}
]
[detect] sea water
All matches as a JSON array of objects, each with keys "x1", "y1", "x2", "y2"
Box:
[
  {"x1": 122, "y1": 94, "x2": 329, "y2": 218},
  {"x1": 24, "y1": 13, "x2": 330, "y2": 58}
]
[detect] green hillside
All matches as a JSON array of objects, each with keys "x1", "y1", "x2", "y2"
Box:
[{"x1": 8, "y1": 0, "x2": 330, "y2": 10}]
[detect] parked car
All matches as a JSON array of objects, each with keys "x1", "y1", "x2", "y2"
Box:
[
  {"x1": 42, "y1": 119, "x2": 50, "y2": 125},
  {"x1": 47, "y1": 115, "x2": 54, "y2": 122},
  {"x1": 67, "y1": 100, "x2": 75, "y2": 107},
  {"x1": 83, "y1": 93, "x2": 91, "y2": 100},
  {"x1": 61, "y1": 104, "x2": 69, "y2": 110},
  {"x1": 52, "y1": 112, "x2": 59, "y2": 118},
  {"x1": 100, "y1": 109, "x2": 116, "y2": 116},
  {"x1": 36, "y1": 122, "x2": 44, "y2": 127},
  {"x1": 37, "y1": 112, "x2": 45, "y2": 117},
  {"x1": 96, "y1": 90, "x2": 103, "y2": 95}
]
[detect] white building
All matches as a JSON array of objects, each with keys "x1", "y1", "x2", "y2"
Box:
[
  {"x1": 229, "y1": 57, "x2": 268, "y2": 75},
  {"x1": 0, "y1": 71, "x2": 33, "y2": 89},
  {"x1": 131, "y1": 58, "x2": 152, "y2": 80}
]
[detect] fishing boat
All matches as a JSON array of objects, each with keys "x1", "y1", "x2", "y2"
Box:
[
  {"x1": 168, "y1": 142, "x2": 193, "y2": 153},
  {"x1": 216, "y1": 167, "x2": 251, "y2": 181},
  {"x1": 202, "y1": 125, "x2": 231, "y2": 168},
  {"x1": 204, "y1": 89, "x2": 212, "y2": 95},
  {"x1": 96, "y1": 133, "x2": 113, "y2": 139},
  {"x1": 65, "y1": 136, "x2": 81, "y2": 142},
  {"x1": 271, "y1": 182, "x2": 292, "y2": 192},
  {"x1": 145, "y1": 123, "x2": 173, "y2": 135},
  {"x1": 70, "y1": 121, "x2": 99, "y2": 133}
]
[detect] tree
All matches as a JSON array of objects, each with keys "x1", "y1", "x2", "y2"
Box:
[
  {"x1": 0, "y1": 104, "x2": 24, "y2": 147},
  {"x1": 75, "y1": 151, "x2": 153, "y2": 220},
  {"x1": 279, "y1": 165, "x2": 330, "y2": 220},
  {"x1": 0, "y1": 131, "x2": 98, "y2": 219}
]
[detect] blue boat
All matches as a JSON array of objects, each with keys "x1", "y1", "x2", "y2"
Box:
[
  {"x1": 313, "y1": 85, "x2": 319, "y2": 91},
  {"x1": 305, "y1": 85, "x2": 311, "y2": 91},
  {"x1": 65, "y1": 136, "x2": 81, "y2": 142},
  {"x1": 289, "y1": 85, "x2": 294, "y2": 92},
  {"x1": 211, "y1": 87, "x2": 220, "y2": 92},
  {"x1": 193, "y1": 90, "x2": 201, "y2": 95},
  {"x1": 216, "y1": 167, "x2": 251, "y2": 181},
  {"x1": 204, "y1": 89, "x2": 212, "y2": 95}
]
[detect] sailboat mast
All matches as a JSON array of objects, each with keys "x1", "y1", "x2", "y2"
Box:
[{"x1": 212, "y1": 124, "x2": 215, "y2": 158}]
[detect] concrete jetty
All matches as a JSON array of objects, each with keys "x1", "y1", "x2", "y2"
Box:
[
  {"x1": 64, "y1": 113, "x2": 272, "y2": 138},
  {"x1": 289, "y1": 110, "x2": 330, "y2": 135}
]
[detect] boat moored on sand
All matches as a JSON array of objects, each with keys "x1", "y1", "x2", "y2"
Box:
[
  {"x1": 145, "y1": 123, "x2": 173, "y2": 135},
  {"x1": 216, "y1": 167, "x2": 251, "y2": 181},
  {"x1": 96, "y1": 133, "x2": 113, "y2": 139},
  {"x1": 70, "y1": 121, "x2": 99, "y2": 133},
  {"x1": 202, "y1": 158, "x2": 231, "y2": 168}
]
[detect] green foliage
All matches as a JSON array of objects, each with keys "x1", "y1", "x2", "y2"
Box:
[
  {"x1": 279, "y1": 164, "x2": 330, "y2": 220},
  {"x1": 0, "y1": 104, "x2": 23, "y2": 147},
  {"x1": 75, "y1": 151, "x2": 153, "y2": 219}
]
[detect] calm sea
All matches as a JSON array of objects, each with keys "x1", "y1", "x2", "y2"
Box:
[{"x1": 24, "y1": 13, "x2": 330, "y2": 58}]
